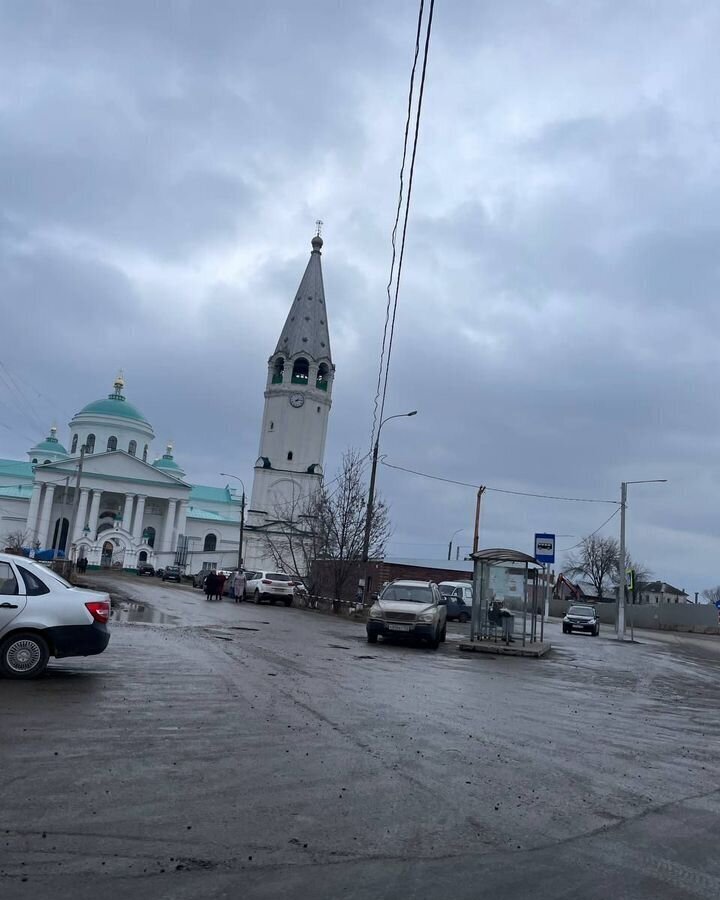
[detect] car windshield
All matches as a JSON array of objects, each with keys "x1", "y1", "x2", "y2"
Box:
[
  {"x1": 439, "y1": 585, "x2": 457, "y2": 596},
  {"x1": 267, "y1": 573, "x2": 291, "y2": 581},
  {"x1": 569, "y1": 606, "x2": 594, "y2": 617},
  {"x1": 381, "y1": 585, "x2": 433, "y2": 603}
]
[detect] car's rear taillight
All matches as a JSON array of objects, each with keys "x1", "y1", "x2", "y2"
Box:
[
  {"x1": 262, "y1": 579, "x2": 272, "y2": 585},
  {"x1": 85, "y1": 600, "x2": 110, "y2": 624}
]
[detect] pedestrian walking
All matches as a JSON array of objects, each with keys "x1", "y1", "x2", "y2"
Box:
[
  {"x1": 216, "y1": 571, "x2": 227, "y2": 601},
  {"x1": 205, "y1": 571, "x2": 217, "y2": 601},
  {"x1": 233, "y1": 570, "x2": 246, "y2": 603}
]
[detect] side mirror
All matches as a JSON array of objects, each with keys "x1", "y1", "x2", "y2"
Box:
[
  {"x1": 438, "y1": 596, "x2": 448, "y2": 605},
  {"x1": 371, "y1": 592, "x2": 380, "y2": 602}
]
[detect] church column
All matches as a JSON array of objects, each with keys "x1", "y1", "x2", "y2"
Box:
[
  {"x1": 36, "y1": 483, "x2": 56, "y2": 549},
  {"x1": 121, "y1": 493, "x2": 134, "y2": 532},
  {"x1": 132, "y1": 495, "x2": 147, "y2": 542},
  {"x1": 87, "y1": 489, "x2": 102, "y2": 540},
  {"x1": 25, "y1": 482, "x2": 43, "y2": 544},
  {"x1": 72, "y1": 488, "x2": 90, "y2": 543},
  {"x1": 174, "y1": 499, "x2": 188, "y2": 541},
  {"x1": 161, "y1": 499, "x2": 177, "y2": 553}
]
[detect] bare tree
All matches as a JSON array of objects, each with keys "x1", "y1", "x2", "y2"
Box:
[
  {"x1": 264, "y1": 449, "x2": 391, "y2": 600},
  {"x1": 564, "y1": 535, "x2": 620, "y2": 602},
  {"x1": 2, "y1": 528, "x2": 30, "y2": 554},
  {"x1": 701, "y1": 586, "x2": 720, "y2": 606}
]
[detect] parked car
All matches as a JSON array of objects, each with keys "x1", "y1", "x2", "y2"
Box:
[
  {"x1": 162, "y1": 565, "x2": 182, "y2": 583},
  {"x1": 563, "y1": 604, "x2": 600, "y2": 635},
  {"x1": 192, "y1": 569, "x2": 214, "y2": 589},
  {"x1": 136, "y1": 563, "x2": 155, "y2": 577},
  {"x1": 438, "y1": 581, "x2": 473, "y2": 622},
  {"x1": 0, "y1": 552, "x2": 111, "y2": 679},
  {"x1": 244, "y1": 571, "x2": 294, "y2": 605},
  {"x1": 367, "y1": 580, "x2": 447, "y2": 649}
]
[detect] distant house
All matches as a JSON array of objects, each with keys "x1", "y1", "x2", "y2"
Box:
[
  {"x1": 637, "y1": 581, "x2": 689, "y2": 604},
  {"x1": 554, "y1": 575, "x2": 617, "y2": 603}
]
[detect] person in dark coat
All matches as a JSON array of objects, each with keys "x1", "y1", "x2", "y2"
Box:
[
  {"x1": 216, "y1": 572, "x2": 227, "y2": 601},
  {"x1": 205, "y1": 571, "x2": 217, "y2": 601}
]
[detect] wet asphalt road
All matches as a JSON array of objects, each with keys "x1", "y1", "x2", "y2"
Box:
[{"x1": 3, "y1": 575, "x2": 720, "y2": 899}]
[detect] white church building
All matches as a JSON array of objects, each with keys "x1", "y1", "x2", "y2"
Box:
[{"x1": 0, "y1": 232, "x2": 334, "y2": 574}]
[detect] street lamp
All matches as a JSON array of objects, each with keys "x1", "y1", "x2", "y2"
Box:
[
  {"x1": 617, "y1": 479, "x2": 667, "y2": 641},
  {"x1": 220, "y1": 473, "x2": 246, "y2": 570},
  {"x1": 361, "y1": 410, "x2": 418, "y2": 601},
  {"x1": 448, "y1": 528, "x2": 463, "y2": 561}
]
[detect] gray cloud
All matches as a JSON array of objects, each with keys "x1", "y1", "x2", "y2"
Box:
[{"x1": 1, "y1": 0, "x2": 718, "y2": 595}]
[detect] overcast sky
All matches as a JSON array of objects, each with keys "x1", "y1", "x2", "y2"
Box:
[{"x1": 1, "y1": 1, "x2": 718, "y2": 595}]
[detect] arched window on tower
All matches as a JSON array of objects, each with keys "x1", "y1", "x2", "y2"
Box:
[
  {"x1": 203, "y1": 533, "x2": 217, "y2": 552},
  {"x1": 291, "y1": 358, "x2": 309, "y2": 385},
  {"x1": 128, "y1": 440, "x2": 137, "y2": 456},
  {"x1": 107, "y1": 436, "x2": 118, "y2": 452},
  {"x1": 71, "y1": 434, "x2": 78, "y2": 453},
  {"x1": 142, "y1": 444, "x2": 148, "y2": 463},
  {"x1": 316, "y1": 363, "x2": 329, "y2": 391},
  {"x1": 32, "y1": 458, "x2": 38, "y2": 464},
  {"x1": 272, "y1": 357, "x2": 285, "y2": 384},
  {"x1": 86, "y1": 434, "x2": 95, "y2": 454}
]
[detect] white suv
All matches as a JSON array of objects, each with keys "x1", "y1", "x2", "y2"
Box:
[
  {"x1": 244, "y1": 571, "x2": 295, "y2": 605},
  {"x1": 367, "y1": 580, "x2": 447, "y2": 649},
  {"x1": 0, "y1": 553, "x2": 111, "y2": 679}
]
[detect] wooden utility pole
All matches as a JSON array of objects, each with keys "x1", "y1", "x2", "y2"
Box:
[{"x1": 472, "y1": 486, "x2": 486, "y2": 554}]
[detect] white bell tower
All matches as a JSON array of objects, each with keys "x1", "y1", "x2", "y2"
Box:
[{"x1": 245, "y1": 230, "x2": 334, "y2": 566}]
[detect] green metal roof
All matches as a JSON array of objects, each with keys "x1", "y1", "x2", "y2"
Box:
[
  {"x1": 77, "y1": 395, "x2": 149, "y2": 423},
  {"x1": 187, "y1": 505, "x2": 239, "y2": 524},
  {"x1": 0, "y1": 484, "x2": 33, "y2": 499},
  {"x1": 153, "y1": 456, "x2": 182, "y2": 472},
  {"x1": 0, "y1": 459, "x2": 34, "y2": 479},
  {"x1": 190, "y1": 484, "x2": 237, "y2": 504}
]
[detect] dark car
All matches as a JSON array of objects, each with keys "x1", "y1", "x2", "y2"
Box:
[
  {"x1": 162, "y1": 565, "x2": 182, "y2": 583},
  {"x1": 136, "y1": 563, "x2": 155, "y2": 577},
  {"x1": 563, "y1": 604, "x2": 600, "y2": 635},
  {"x1": 438, "y1": 581, "x2": 473, "y2": 623}
]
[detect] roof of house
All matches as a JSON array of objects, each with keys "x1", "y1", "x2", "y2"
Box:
[
  {"x1": 639, "y1": 581, "x2": 687, "y2": 596},
  {"x1": 186, "y1": 505, "x2": 239, "y2": 524},
  {"x1": 382, "y1": 557, "x2": 474, "y2": 574},
  {"x1": 0, "y1": 484, "x2": 33, "y2": 500},
  {"x1": 0, "y1": 459, "x2": 34, "y2": 479},
  {"x1": 190, "y1": 484, "x2": 237, "y2": 505}
]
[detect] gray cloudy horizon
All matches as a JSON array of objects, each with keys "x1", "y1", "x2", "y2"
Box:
[{"x1": 1, "y1": 1, "x2": 718, "y2": 596}]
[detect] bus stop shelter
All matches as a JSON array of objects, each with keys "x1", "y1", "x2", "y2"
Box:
[{"x1": 469, "y1": 548, "x2": 547, "y2": 650}]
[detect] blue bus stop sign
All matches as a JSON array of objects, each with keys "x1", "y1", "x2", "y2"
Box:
[{"x1": 534, "y1": 533, "x2": 556, "y2": 564}]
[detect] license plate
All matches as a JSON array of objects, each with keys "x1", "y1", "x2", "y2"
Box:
[{"x1": 388, "y1": 624, "x2": 411, "y2": 632}]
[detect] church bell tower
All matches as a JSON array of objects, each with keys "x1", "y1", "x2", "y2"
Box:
[{"x1": 247, "y1": 230, "x2": 334, "y2": 532}]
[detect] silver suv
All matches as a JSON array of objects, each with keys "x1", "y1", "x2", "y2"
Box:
[
  {"x1": 367, "y1": 580, "x2": 447, "y2": 649},
  {"x1": 0, "y1": 553, "x2": 111, "y2": 679}
]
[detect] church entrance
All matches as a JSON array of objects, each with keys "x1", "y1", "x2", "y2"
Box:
[{"x1": 101, "y1": 541, "x2": 114, "y2": 568}]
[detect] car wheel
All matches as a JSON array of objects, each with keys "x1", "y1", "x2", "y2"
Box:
[
  {"x1": 254, "y1": 589, "x2": 260, "y2": 604},
  {"x1": 428, "y1": 629, "x2": 441, "y2": 650},
  {"x1": 594, "y1": 625, "x2": 600, "y2": 636},
  {"x1": 367, "y1": 633, "x2": 378, "y2": 644},
  {"x1": 0, "y1": 632, "x2": 50, "y2": 679},
  {"x1": 562, "y1": 625, "x2": 568, "y2": 634},
  {"x1": 440, "y1": 625, "x2": 447, "y2": 642},
  {"x1": 270, "y1": 598, "x2": 277, "y2": 605},
  {"x1": 459, "y1": 612, "x2": 470, "y2": 623}
]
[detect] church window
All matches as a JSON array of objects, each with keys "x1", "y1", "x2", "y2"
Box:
[
  {"x1": 287, "y1": 451, "x2": 293, "y2": 461},
  {"x1": 203, "y1": 533, "x2": 217, "y2": 552},
  {"x1": 86, "y1": 434, "x2": 95, "y2": 454},
  {"x1": 44, "y1": 459, "x2": 51, "y2": 465},
  {"x1": 32, "y1": 458, "x2": 37, "y2": 464},
  {"x1": 272, "y1": 357, "x2": 284, "y2": 384},
  {"x1": 317, "y1": 406, "x2": 321, "y2": 413},
  {"x1": 107, "y1": 436, "x2": 118, "y2": 452},
  {"x1": 291, "y1": 358, "x2": 309, "y2": 384},
  {"x1": 71, "y1": 434, "x2": 78, "y2": 453},
  {"x1": 316, "y1": 363, "x2": 329, "y2": 391},
  {"x1": 269, "y1": 421, "x2": 274, "y2": 431},
  {"x1": 128, "y1": 440, "x2": 137, "y2": 456},
  {"x1": 144, "y1": 526, "x2": 156, "y2": 548},
  {"x1": 143, "y1": 444, "x2": 148, "y2": 463}
]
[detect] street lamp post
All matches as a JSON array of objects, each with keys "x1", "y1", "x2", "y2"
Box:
[
  {"x1": 448, "y1": 528, "x2": 463, "y2": 561},
  {"x1": 617, "y1": 479, "x2": 667, "y2": 641},
  {"x1": 220, "y1": 473, "x2": 246, "y2": 571},
  {"x1": 361, "y1": 410, "x2": 417, "y2": 602}
]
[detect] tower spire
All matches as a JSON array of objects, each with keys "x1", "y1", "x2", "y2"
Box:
[{"x1": 274, "y1": 231, "x2": 331, "y2": 361}]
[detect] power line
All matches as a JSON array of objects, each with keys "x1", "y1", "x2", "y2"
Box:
[
  {"x1": 370, "y1": 0, "x2": 435, "y2": 450},
  {"x1": 558, "y1": 508, "x2": 621, "y2": 553},
  {"x1": 380, "y1": 459, "x2": 619, "y2": 504}
]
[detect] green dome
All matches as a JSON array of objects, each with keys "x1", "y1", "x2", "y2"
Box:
[
  {"x1": 77, "y1": 395, "x2": 148, "y2": 423},
  {"x1": 153, "y1": 455, "x2": 182, "y2": 471},
  {"x1": 32, "y1": 438, "x2": 68, "y2": 455}
]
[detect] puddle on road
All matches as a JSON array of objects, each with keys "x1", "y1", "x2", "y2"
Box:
[{"x1": 111, "y1": 601, "x2": 180, "y2": 626}]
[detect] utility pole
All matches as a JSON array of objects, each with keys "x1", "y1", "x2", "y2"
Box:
[
  {"x1": 617, "y1": 481, "x2": 627, "y2": 639},
  {"x1": 67, "y1": 445, "x2": 86, "y2": 567},
  {"x1": 472, "y1": 486, "x2": 486, "y2": 554},
  {"x1": 238, "y1": 491, "x2": 245, "y2": 570}
]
